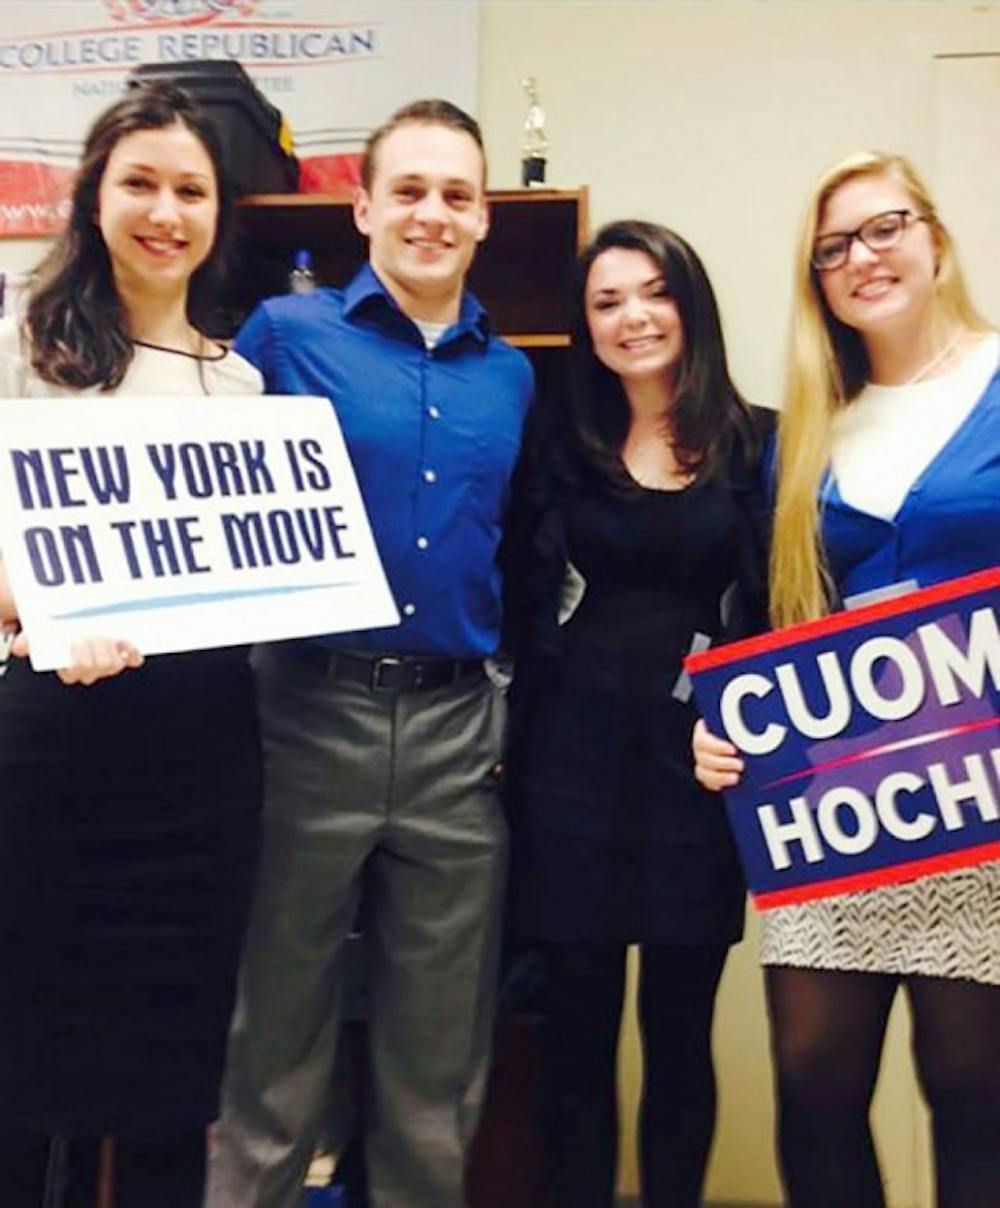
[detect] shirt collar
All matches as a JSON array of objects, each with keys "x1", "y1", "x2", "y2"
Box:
[{"x1": 343, "y1": 262, "x2": 491, "y2": 346}]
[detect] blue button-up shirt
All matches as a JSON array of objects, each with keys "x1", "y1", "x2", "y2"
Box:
[{"x1": 234, "y1": 264, "x2": 534, "y2": 657}]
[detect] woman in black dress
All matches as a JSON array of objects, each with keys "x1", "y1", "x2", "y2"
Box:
[
  {"x1": 509, "y1": 221, "x2": 768, "y2": 1208},
  {"x1": 0, "y1": 84, "x2": 261, "y2": 1206}
]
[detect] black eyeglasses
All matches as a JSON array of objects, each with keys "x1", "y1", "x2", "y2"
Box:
[{"x1": 811, "y1": 209, "x2": 928, "y2": 272}]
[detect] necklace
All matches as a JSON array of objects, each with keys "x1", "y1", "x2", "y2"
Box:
[
  {"x1": 903, "y1": 329, "x2": 963, "y2": 386},
  {"x1": 132, "y1": 335, "x2": 225, "y2": 362}
]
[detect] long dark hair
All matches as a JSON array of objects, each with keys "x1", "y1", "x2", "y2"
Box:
[
  {"x1": 569, "y1": 220, "x2": 754, "y2": 487},
  {"x1": 26, "y1": 81, "x2": 233, "y2": 391}
]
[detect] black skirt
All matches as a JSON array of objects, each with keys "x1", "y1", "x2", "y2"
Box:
[
  {"x1": 0, "y1": 649, "x2": 261, "y2": 1134},
  {"x1": 508, "y1": 472, "x2": 753, "y2": 948},
  {"x1": 511, "y1": 644, "x2": 744, "y2": 946}
]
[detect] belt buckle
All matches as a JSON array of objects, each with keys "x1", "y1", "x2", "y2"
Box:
[{"x1": 371, "y1": 655, "x2": 404, "y2": 692}]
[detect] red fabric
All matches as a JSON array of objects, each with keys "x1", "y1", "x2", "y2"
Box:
[{"x1": 0, "y1": 160, "x2": 75, "y2": 236}]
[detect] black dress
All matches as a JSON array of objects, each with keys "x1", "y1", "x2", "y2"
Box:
[
  {"x1": 509, "y1": 448, "x2": 767, "y2": 947},
  {"x1": 0, "y1": 649, "x2": 260, "y2": 1134}
]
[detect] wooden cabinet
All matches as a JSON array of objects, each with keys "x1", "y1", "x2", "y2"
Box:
[{"x1": 230, "y1": 187, "x2": 588, "y2": 349}]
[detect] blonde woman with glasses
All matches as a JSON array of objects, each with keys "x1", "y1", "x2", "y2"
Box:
[{"x1": 695, "y1": 151, "x2": 999, "y2": 1208}]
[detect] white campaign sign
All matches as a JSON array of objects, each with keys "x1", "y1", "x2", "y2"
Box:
[{"x1": 0, "y1": 393, "x2": 399, "y2": 669}]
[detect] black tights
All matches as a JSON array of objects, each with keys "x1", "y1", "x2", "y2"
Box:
[
  {"x1": 0, "y1": 1127, "x2": 207, "y2": 1208},
  {"x1": 543, "y1": 941, "x2": 728, "y2": 1208},
  {"x1": 767, "y1": 966, "x2": 1000, "y2": 1208}
]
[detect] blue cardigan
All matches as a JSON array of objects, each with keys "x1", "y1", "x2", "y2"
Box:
[{"x1": 822, "y1": 361, "x2": 1000, "y2": 598}]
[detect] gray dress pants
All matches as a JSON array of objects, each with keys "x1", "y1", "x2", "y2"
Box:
[{"x1": 206, "y1": 644, "x2": 508, "y2": 1208}]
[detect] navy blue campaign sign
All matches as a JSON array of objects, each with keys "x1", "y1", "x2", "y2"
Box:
[{"x1": 686, "y1": 569, "x2": 1000, "y2": 911}]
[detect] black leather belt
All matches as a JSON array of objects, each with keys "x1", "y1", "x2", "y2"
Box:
[{"x1": 287, "y1": 643, "x2": 485, "y2": 694}]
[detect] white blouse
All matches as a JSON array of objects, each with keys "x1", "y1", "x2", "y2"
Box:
[
  {"x1": 0, "y1": 315, "x2": 262, "y2": 399},
  {"x1": 831, "y1": 332, "x2": 998, "y2": 521}
]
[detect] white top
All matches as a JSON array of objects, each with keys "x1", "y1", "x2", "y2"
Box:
[
  {"x1": 0, "y1": 315, "x2": 263, "y2": 399},
  {"x1": 412, "y1": 318, "x2": 449, "y2": 351},
  {"x1": 831, "y1": 332, "x2": 998, "y2": 521}
]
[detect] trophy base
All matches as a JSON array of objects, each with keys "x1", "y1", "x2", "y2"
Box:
[{"x1": 521, "y1": 156, "x2": 546, "y2": 187}]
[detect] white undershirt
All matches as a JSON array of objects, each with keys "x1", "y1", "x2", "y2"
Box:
[
  {"x1": 831, "y1": 332, "x2": 998, "y2": 521},
  {"x1": 412, "y1": 318, "x2": 449, "y2": 350}
]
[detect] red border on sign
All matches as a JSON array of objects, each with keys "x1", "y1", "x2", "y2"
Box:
[
  {"x1": 686, "y1": 566, "x2": 1000, "y2": 674},
  {"x1": 754, "y1": 839, "x2": 1000, "y2": 910}
]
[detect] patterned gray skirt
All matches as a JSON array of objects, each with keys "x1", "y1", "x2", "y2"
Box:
[{"x1": 761, "y1": 863, "x2": 1000, "y2": 984}]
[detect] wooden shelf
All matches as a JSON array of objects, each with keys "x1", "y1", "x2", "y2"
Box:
[
  {"x1": 506, "y1": 334, "x2": 571, "y2": 349},
  {"x1": 228, "y1": 188, "x2": 589, "y2": 344}
]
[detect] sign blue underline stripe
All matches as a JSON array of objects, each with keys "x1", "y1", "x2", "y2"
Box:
[{"x1": 52, "y1": 582, "x2": 358, "y2": 619}]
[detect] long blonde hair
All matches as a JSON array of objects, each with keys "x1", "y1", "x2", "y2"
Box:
[{"x1": 770, "y1": 151, "x2": 990, "y2": 628}]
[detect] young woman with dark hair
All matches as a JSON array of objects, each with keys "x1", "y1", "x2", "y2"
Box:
[
  {"x1": 25, "y1": 80, "x2": 234, "y2": 392},
  {"x1": 508, "y1": 220, "x2": 770, "y2": 1208},
  {"x1": 0, "y1": 82, "x2": 262, "y2": 1207}
]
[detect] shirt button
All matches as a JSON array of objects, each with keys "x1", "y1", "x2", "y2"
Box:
[
  {"x1": 428, "y1": 405, "x2": 440, "y2": 419},
  {"x1": 402, "y1": 603, "x2": 416, "y2": 617},
  {"x1": 416, "y1": 536, "x2": 429, "y2": 550},
  {"x1": 423, "y1": 468, "x2": 437, "y2": 484}
]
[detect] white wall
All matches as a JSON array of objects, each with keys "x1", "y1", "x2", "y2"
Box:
[
  {"x1": 477, "y1": 4, "x2": 1000, "y2": 1204},
  {"x1": 479, "y1": 0, "x2": 1000, "y2": 410}
]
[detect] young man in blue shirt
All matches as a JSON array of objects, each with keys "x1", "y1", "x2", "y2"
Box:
[{"x1": 207, "y1": 100, "x2": 534, "y2": 1208}]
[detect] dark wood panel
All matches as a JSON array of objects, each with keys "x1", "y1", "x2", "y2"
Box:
[{"x1": 219, "y1": 190, "x2": 586, "y2": 339}]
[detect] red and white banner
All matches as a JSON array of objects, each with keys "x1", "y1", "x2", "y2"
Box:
[{"x1": 0, "y1": 0, "x2": 479, "y2": 236}]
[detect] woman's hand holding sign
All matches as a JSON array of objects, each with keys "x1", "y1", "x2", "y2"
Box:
[
  {"x1": 11, "y1": 630, "x2": 144, "y2": 686},
  {"x1": 4, "y1": 554, "x2": 142, "y2": 685},
  {"x1": 692, "y1": 718, "x2": 744, "y2": 792}
]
